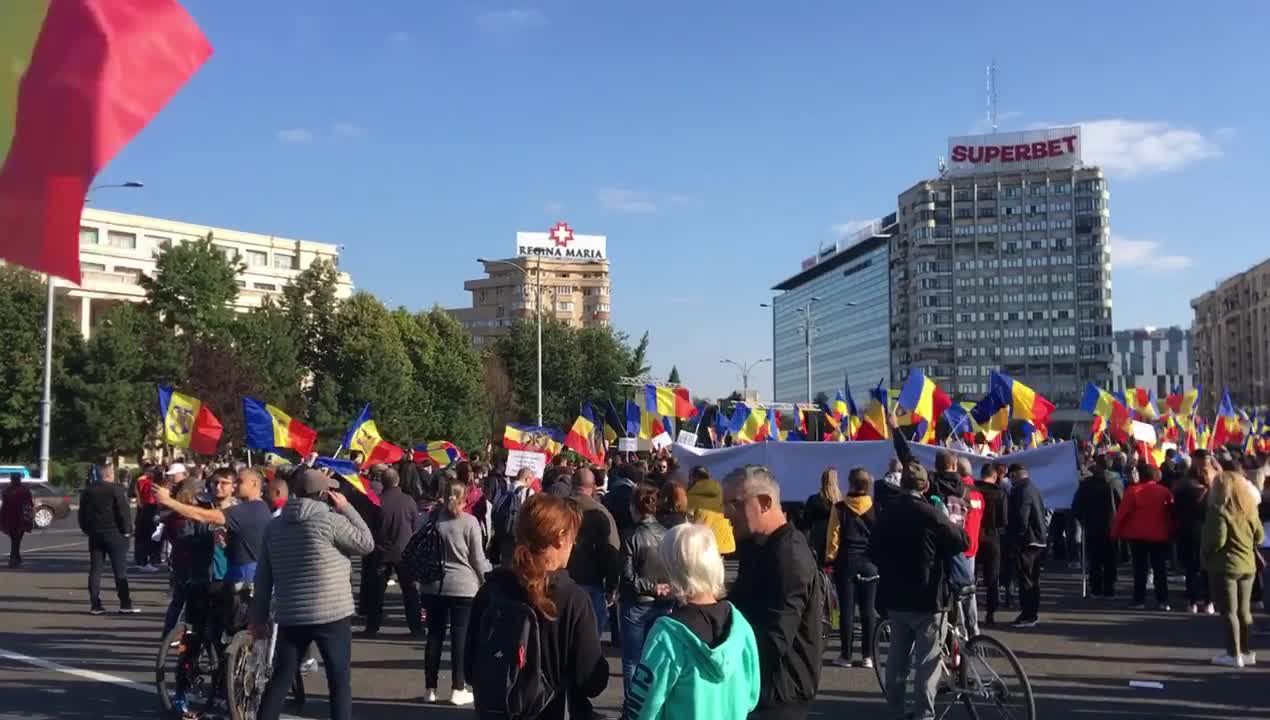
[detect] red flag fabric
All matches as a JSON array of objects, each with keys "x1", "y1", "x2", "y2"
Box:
[
  {"x1": 0, "y1": 0, "x2": 212, "y2": 282},
  {"x1": 189, "y1": 404, "x2": 222, "y2": 456}
]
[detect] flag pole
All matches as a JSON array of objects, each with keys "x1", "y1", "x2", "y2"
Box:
[{"x1": 37, "y1": 279, "x2": 55, "y2": 483}]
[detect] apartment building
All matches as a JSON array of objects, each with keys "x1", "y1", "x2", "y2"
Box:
[
  {"x1": 1191, "y1": 257, "x2": 1270, "y2": 411},
  {"x1": 1109, "y1": 326, "x2": 1195, "y2": 399}
]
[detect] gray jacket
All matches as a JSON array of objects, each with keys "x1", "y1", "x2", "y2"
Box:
[
  {"x1": 418, "y1": 509, "x2": 491, "y2": 598},
  {"x1": 249, "y1": 497, "x2": 374, "y2": 627}
]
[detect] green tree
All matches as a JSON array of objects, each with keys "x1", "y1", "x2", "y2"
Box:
[
  {"x1": 322, "y1": 292, "x2": 415, "y2": 444},
  {"x1": 577, "y1": 326, "x2": 635, "y2": 407},
  {"x1": 281, "y1": 258, "x2": 340, "y2": 373},
  {"x1": 419, "y1": 308, "x2": 489, "y2": 451},
  {"x1": 0, "y1": 266, "x2": 83, "y2": 460},
  {"x1": 141, "y1": 233, "x2": 242, "y2": 341},
  {"x1": 667, "y1": 365, "x2": 681, "y2": 384},
  {"x1": 230, "y1": 301, "x2": 306, "y2": 411},
  {"x1": 628, "y1": 330, "x2": 651, "y2": 376},
  {"x1": 483, "y1": 352, "x2": 516, "y2": 440},
  {"x1": 68, "y1": 304, "x2": 185, "y2": 457}
]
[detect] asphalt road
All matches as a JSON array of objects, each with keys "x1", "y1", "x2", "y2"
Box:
[{"x1": 1, "y1": 518, "x2": 1267, "y2": 719}]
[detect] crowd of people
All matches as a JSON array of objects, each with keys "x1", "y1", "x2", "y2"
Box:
[{"x1": 4, "y1": 403, "x2": 1267, "y2": 720}]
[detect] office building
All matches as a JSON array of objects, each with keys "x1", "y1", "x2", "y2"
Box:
[
  {"x1": 1191, "y1": 257, "x2": 1270, "y2": 411},
  {"x1": 1109, "y1": 326, "x2": 1195, "y2": 399},
  {"x1": 890, "y1": 127, "x2": 1114, "y2": 409},
  {"x1": 770, "y1": 215, "x2": 895, "y2": 404},
  {"x1": 72, "y1": 208, "x2": 354, "y2": 338},
  {"x1": 449, "y1": 222, "x2": 611, "y2": 347}
]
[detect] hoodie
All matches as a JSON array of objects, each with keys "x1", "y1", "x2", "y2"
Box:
[
  {"x1": 826, "y1": 494, "x2": 874, "y2": 570},
  {"x1": 687, "y1": 479, "x2": 736, "y2": 555},
  {"x1": 625, "y1": 604, "x2": 761, "y2": 720},
  {"x1": 249, "y1": 497, "x2": 374, "y2": 627}
]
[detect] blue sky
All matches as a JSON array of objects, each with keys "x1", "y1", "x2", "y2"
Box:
[{"x1": 99, "y1": 1, "x2": 1269, "y2": 401}]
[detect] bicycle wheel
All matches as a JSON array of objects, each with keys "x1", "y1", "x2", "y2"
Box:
[
  {"x1": 872, "y1": 618, "x2": 891, "y2": 695},
  {"x1": 961, "y1": 634, "x2": 1035, "y2": 720},
  {"x1": 225, "y1": 630, "x2": 270, "y2": 720},
  {"x1": 156, "y1": 624, "x2": 220, "y2": 716}
]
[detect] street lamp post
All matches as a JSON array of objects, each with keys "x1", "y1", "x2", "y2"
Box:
[
  {"x1": 719, "y1": 358, "x2": 771, "y2": 396},
  {"x1": 478, "y1": 255, "x2": 544, "y2": 426},
  {"x1": 38, "y1": 181, "x2": 145, "y2": 481}
]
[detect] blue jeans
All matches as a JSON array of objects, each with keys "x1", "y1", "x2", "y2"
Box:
[
  {"x1": 581, "y1": 585, "x2": 608, "y2": 638},
  {"x1": 620, "y1": 601, "x2": 668, "y2": 695},
  {"x1": 163, "y1": 580, "x2": 188, "y2": 637}
]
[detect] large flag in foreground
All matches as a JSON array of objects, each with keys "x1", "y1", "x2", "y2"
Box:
[
  {"x1": 242, "y1": 397, "x2": 316, "y2": 457},
  {"x1": 313, "y1": 456, "x2": 379, "y2": 507},
  {"x1": 157, "y1": 385, "x2": 222, "y2": 455},
  {"x1": 0, "y1": 0, "x2": 211, "y2": 282}
]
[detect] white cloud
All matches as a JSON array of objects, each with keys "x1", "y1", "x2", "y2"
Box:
[
  {"x1": 1050, "y1": 119, "x2": 1221, "y2": 177},
  {"x1": 595, "y1": 187, "x2": 659, "y2": 214},
  {"x1": 476, "y1": 8, "x2": 547, "y2": 32},
  {"x1": 332, "y1": 122, "x2": 366, "y2": 138},
  {"x1": 1111, "y1": 235, "x2": 1193, "y2": 273},
  {"x1": 830, "y1": 218, "x2": 878, "y2": 239},
  {"x1": 275, "y1": 128, "x2": 313, "y2": 144},
  {"x1": 543, "y1": 201, "x2": 564, "y2": 215}
]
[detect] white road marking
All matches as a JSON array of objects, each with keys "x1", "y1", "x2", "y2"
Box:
[
  {"x1": 0, "y1": 646, "x2": 305, "y2": 718},
  {"x1": 21, "y1": 541, "x2": 85, "y2": 553}
]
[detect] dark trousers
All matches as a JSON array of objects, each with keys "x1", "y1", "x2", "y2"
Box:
[
  {"x1": 1086, "y1": 532, "x2": 1118, "y2": 597},
  {"x1": 1179, "y1": 536, "x2": 1210, "y2": 606},
  {"x1": 423, "y1": 594, "x2": 473, "y2": 689},
  {"x1": 7, "y1": 530, "x2": 23, "y2": 566},
  {"x1": 835, "y1": 567, "x2": 877, "y2": 661},
  {"x1": 1016, "y1": 545, "x2": 1043, "y2": 620},
  {"x1": 749, "y1": 701, "x2": 809, "y2": 720},
  {"x1": 88, "y1": 535, "x2": 132, "y2": 609},
  {"x1": 977, "y1": 535, "x2": 1001, "y2": 615},
  {"x1": 1130, "y1": 540, "x2": 1169, "y2": 605},
  {"x1": 361, "y1": 552, "x2": 422, "y2": 634},
  {"x1": 133, "y1": 505, "x2": 159, "y2": 566},
  {"x1": 259, "y1": 617, "x2": 352, "y2": 720}
]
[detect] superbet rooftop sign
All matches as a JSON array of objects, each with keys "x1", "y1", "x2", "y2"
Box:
[
  {"x1": 946, "y1": 126, "x2": 1081, "y2": 175},
  {"x1": 516, "y1": 221, "x2": 607, "y2": 260}
]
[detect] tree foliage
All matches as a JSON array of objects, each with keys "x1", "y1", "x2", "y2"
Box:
[
  {"x1": 667, "y1": 365, "x2": 681, "y2": 384},
  {"x1": 141, "y1": 233, "x2": 242, "y2": 341}
]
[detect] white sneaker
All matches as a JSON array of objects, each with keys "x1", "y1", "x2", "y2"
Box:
[
  {"x1": 300, "y1": 657, "x2": 318, "y2": 674},
  {"x1": 1240, "y1": 652, "x2": 1257, "y2": 666},
  {"x1": 1188, "y1": 604, "x2": 1198, "y2": 614},
  {"x1": 1205, "y1": 604, "x2": 1217, "y2": 616},
  {"x1": 422, "y1": 689, "x2": 437, "y2": 703},
  {"x1": 141, "y1": 564, "x2": 160, "y2": 573},
  {"x1": 830, "y1": 656, "x2": 853, "y2": 668},
  {"x1": 1212, "y1": 654, "x2": 1244, "y2": 668},
  {"x1": 449, "y1": 688, "x2": 473, "y2": 706}
]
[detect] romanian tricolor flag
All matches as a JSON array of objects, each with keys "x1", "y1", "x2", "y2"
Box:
[
  {"x1": 729, "y1": 403, "x2": 769, "y2": 444},
  {"x1": 989, "y1": 371, "x2": 1056, "y2": 426},
  {"x1": 1191, "y1": 416, "x2": 1211, "y2": 452},
  {"x1": 1164, "y1": 385, "x2": 1200, "y2": 419},
  {"x1": 855, "y1": 383, "x2": 890, "y2": 441},
  {"x1": 1212, "y1": 389, "x2": 1240, "y2": 449},
  {"x1": 1080, "y1": 383, "x2": 1133, "y2": 442},
  {"x1": 0, "y1": 0, "x2": 211, "y2": 283},
  {"x1": 1020, "y1": 420, "x2": 1048, "y2": 449},
  {"x1": 898, "y1": 369, "x2": 952, "y2": 431},
  {"x1": 157, "y1": 385, "x2": 222, "y2": 455},
  {"x1": 313, "y1": 456, "x2": 379, "y2": 507},
  {"x1": 644, "y1": 385, "x2": 697, "y2": 419},
  {"x1": 842, "y1": 374, "x2": 864, "y2": 439},
  {"x1": 1125, "y1": 388, "x2": 1159, "y2": 422},
  {"x1": 414, "y1": 441, "x2": 466, "y2": 468},
  {"x1": 343, "y1": 404, "x2": 404, "y2": 467},
  {"x1": 242, "y1": 397, "x2": 317, "y2": 457},
  {"x1": 603, "y1": 401, "x2": 626, "y2": 443},
  {"x1": 564, "y1": 414, "x2": 605, "y2": 465},
  {"x1": 504, "y1": 424, "x2": 564, "y2": 459},
  {"x1": 765, "y1": 407, "x2": 783, "y2": 442},
  {"x1": 913, "y1": 417, "x2": 937, "y2": 445}
]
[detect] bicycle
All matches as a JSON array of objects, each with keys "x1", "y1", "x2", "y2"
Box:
[
  {"x1": 223, "y1": 623, "x2": 307, "y2": 720},
  {"x1": 873, "y1": 586, "x2": 1035, "y2": 720}
]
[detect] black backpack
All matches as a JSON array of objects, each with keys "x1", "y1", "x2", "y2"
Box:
[
  {"x1": 401, "y1": 511, "x2": 445, "y2": 586},
  {"x1": 492, "y1": 487, "x2": 530, "y2": 549},
  {"x1": 471, "y1": 592, "x2": 555, "y2": 719}
]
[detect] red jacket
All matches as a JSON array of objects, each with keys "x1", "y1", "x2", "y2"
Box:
[
  {"x1": 1111, "y1": 481, "x2": 1174, "y2": 543},
  {"x1": 963, "y1": 486, "x2": 984, "y2": 558}
]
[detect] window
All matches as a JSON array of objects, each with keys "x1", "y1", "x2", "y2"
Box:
[
  {"x1": 244, "y1": 250, "x2": 267, "y2": 267},
  {"x1": 145, "y1": 234, "x2": 170, "y2": 248},
  {"x1": 253, "y1": 282, "x2": 278, "y2": 291},
  {"x1": 106, "y1": 230, "x2": 137, "y2": 249},
  {"x1": 273, "y1": 253, "x2": 298, "y2": 270},
  {"x1": 81, "y1": 261, "x2": 106, "y2": 273},
  {"x1": 114, "y1": 266, "x2": 144, "y2": 283},
  {"x1": 236, "y1": 280, "x2": 246, "y2": 288},
  {"x1": 556, "y1": 301, "x2": 574, "y2": 311},
  {"x1": 79, "y1": 226, "x2": 99, "y2": 245}
]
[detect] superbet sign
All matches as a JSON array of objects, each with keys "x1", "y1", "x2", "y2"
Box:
[{"x1": 946, "y1": 126, "x2": 1081, "y2": 175}]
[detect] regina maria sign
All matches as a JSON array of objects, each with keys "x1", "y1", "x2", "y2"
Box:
[
  {"x1": 516, "y1": 221, "x2": 607, "y2": 260},
  {"x1": 946, "y1": 126, "x2": 1081, "y2": 175}
]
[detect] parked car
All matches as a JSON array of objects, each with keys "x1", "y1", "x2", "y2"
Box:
[
  {"x1": 0, "y1": 465, "x2": 39, "y2": 482},
  {"x1": 0, "y1": 482, "x2": 70, "y2": 529}
]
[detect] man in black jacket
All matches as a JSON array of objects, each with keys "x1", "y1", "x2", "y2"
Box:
[
  {"x1": 361, "y1": 468, "x2": 421, "y2": 637},
  {"x1": 1070, "y1": 455, "x2": 1123, "y2": 598},
  {"x1": 975, "y1": 464, "x2": 1008, "y2": 625},
  {"x1": 567, "y1": 469, "x2": 620, "y2": 635},
  {"x1": 1008, "y1": 467, "x2": 1048, "y2": 627},
  {"x1": 871, "y1": 461, "x2": 969, "y2": 720},
  {"x1": 724, "y1": 465, "x2": 823, "y2": 720},
  {"x1": 78, "y1": 464, "x2": 137, "y2": 614}
]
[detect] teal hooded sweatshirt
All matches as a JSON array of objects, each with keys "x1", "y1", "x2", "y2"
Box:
[{"x1": 624, "y1": 603, "x2": 761, "y2": 720}]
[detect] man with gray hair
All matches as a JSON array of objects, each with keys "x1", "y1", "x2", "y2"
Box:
[{"x1": 723, "y1": 466, "x2": 823, "y2": 720}]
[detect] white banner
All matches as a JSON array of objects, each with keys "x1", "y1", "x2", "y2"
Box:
[
  {"x1": 505, "y1": 449, "x2": 547, "y2": 480},
  {"x1": 651, "y1": 432, "x2": 673, "y2": 451},
  {"x1": 672, "y1": 440, "x2": 1082, "y2": 510},
  {"x1": 676, "y1": 430, "x2": 699, "y2": 448},
  {"x1": 618, "y1": 438, "x2": 638, "y2": 452}
]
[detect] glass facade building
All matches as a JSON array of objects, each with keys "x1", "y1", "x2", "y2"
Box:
[{"x1": 771, "y1": 224, "x2": 893, "y2": 404}]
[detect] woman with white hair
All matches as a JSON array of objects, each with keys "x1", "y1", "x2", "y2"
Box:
[{"x1": 623, "y1": 523, "x2": 760, "y2": 720}]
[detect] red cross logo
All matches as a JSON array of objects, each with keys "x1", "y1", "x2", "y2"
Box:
[{"x1": 549, "y1": 221, "x2": 574, "y2": 247}]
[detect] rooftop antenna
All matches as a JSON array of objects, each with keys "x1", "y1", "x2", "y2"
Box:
[{"x1": 986, "y1": 59, "x2": 999, "y2": 133}]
